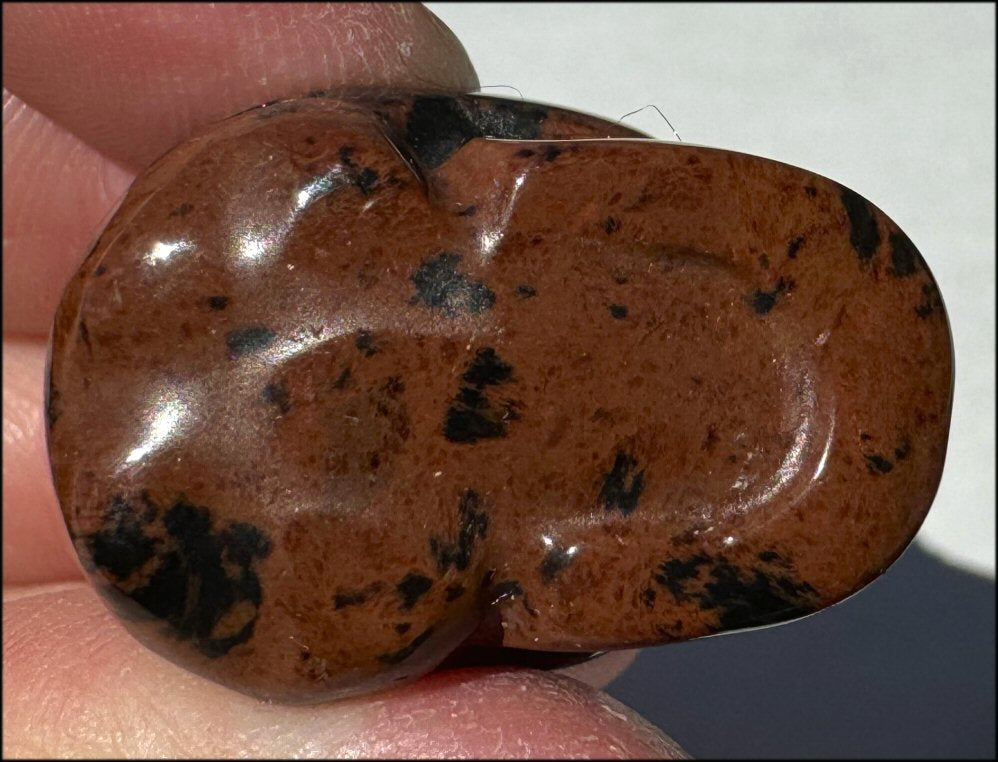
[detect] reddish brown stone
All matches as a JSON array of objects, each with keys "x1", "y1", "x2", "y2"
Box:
[{"x1": 47, "y1": 92, "x2": 953, "y2": 703}]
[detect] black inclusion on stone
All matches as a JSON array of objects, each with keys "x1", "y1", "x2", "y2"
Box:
[
  {"x1": 445, "y1": 388, "x2": 505, "y2": 442},
  {"x1": 864, "y1": 453, "x2": 895, "y2": 474},
  {"x1": 337, "y1": 146, "x2": 380, "y2": 196},
  {"x1": 598, "y1": 451, "x2": 646, "y2": 515},
  {"x1": 539, "y1": 546, "x2": 575, "y2": 583},
  {"x1": 702, "y1": 561, "x2": 819, "y2": 631},
  {"x1": 406, "y1": 95, "x2": 549, "y2": 168},
  {"x1": 654, "y1": 554, "x2": 711, "y2": 601},
  {"x1": 225, "y1": 326, "x2": 275, "y2": 357},
  {"x1": 122, "y1": 499, "x2": 271, "y2": 658},
  {"x1": 461, "y1": 347, "x2": 513, "y2": 386},
  {"x1": 78, "y1": 320, "x2": 92, "y2": 352},
  {"x1": 604, "y1": 217, "x2": 621, "y2": 234},
  {"x1": 354, "y1": 330, "x2": 379, "y2": 357},
  {"x1": 491, "y1": 580, "x2": 525, "y2": 604},
  {"x1": 888, "y1": 230, "x2": 921, "y2": 278},
  {"x1": 429, "y1": 490, "x2": 489, "y2": 575},
  {"x1": 654, "y1": 553, "x2": 819, "y2": 631},
  {"x1": 355, "y1": 167, "x2": 379, "y2": 196},
  {"x1": 750, "y1": 277, "x2": 791, "y2": 316},
  {"x1": 787, "y1": 235, "x2": 805, "y2": 259},
  {"x1": 609, "y1": 304, "x2": 629, "y2": 320},
  {"x1": 751, "y1": 290, "x2": 778, "y2": 315},
  {"x1": 396, "y1": 572, "x2": 433, "y2": 610},
  {"x1": 94, "y1": 264, "x2": 108, "y2": 276},
  {"x1": 169, "y1": 203, "x2": 194, "y2": 217},
  {"x1": 840, "y1": 187, "x2": 881, "y2": 262},
  {"x1": 411, "y1": 252, "x2": 496, "y2": 318},
  {"x1": 915, "y1": 281, "x2": 944, "y2": 319},
  {"x1": 88, "y1": 495, "x2": 158, "y2": 580},
  {"x1": 45, "y1": 380, "x2": 60, "y2": 429},
  {"x1": 477, "y1": 101, "x2": 548, "y2": 141},
  {"x1": 333, "y1": 590, "x2": 369, "y2": 609},
  {"x1": 332, "y1": 367, "x2": 352, "y2": 390},
  {"x1": 543, "y1": 145, "x2": 562, "y2": 162},
  {"x1": 445, "y1": 584, "x2": 466, "y2": 602},
  {"x1": 207, "y1": 296, "x2": 229, "y2": 311},
  {"x1": 405, "y1": 97, "x2": 481, "y2": 169},
  {"x1": 261, "y1": 382, "x2": 291, "y2": 415},
  {"x1": 378, "y1": 626, "x2": 435, "y2": 665},
  {"x1": 444, "y1": 348, "x2": 515, "y2": 443},
  {"x1": 515, "y1": 285, "x2": 537, "y2": 298},
  {"x1": 641, "y1": 587, "x2": 657, "y2": 607},
  {"x1": 895, "y1": 440, "x2": 911, "y2": 461}
]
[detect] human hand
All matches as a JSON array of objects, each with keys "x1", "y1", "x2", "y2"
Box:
[{"x1": 2, "y1": 3, "x2": 687, "y2": 757}]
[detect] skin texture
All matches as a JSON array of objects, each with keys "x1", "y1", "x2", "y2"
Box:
[{"x1": 3, "y1": 2, "x2": 686, "y2": 757}]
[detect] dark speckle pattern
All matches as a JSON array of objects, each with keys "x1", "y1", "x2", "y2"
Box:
[
  {"x1": 87, "y1": 494, "x2": 271, "y2": 658},
  {"x1": 338, "y1": 146, "x2": 380, "y2": 196},
  {"x1": 654, "y1": 552, "x2": 818, "y2": 631},
  {"x1": 539, "y1": 544, "x2": 577, "y2": 582},
  {"x1": 405, "y1": 96, "x2": 547, "y2": 169},
  {"x1": 411, "y1": 252, "x2": 496, "y2": 318},
  {"x1": 354, "y1": 330, "x2": 379, "y2": 357},
  {"x1": 226, "y1": 326, "x2": 275, "y2": 357},
  {"x1": 888, "y1": 230, "x2": 921, "y2": 278},
  {"x1": 396, "y1": 572, "x2": 433, "y2": 610},
  {"x1": 751, "y1": 277, "x2": 791, "y2": 315},
  {"x1": 207, "y1": 296, "x2": 229, "y2": 311},
  {"x1": 598, "y1": 451, "x2": 646, "y2": 515},
  {"x1": 334, "y1": 588, "x2": 374, "y2": 609},
  {"x1": 45, "y1": 378, "x2": 61, "y2": 429},
  {"x1": 444, "y1": 348, "x2": 517, "y2": 443},
  {"x1": 840, "y1": 187, "x2": 881, "y2": 262},
  {"x1": 609, "y1": 304, "x2": 629, "y2": 320},
  {"x1": 378, "y1": 626, "x2": 435, "y2": 665},
  {"x1": 864, "y1": 453, "x2": 895, "y2": 474},
  {"x1": 261, "y1": 382, "x2": 291, "y2": 415},
  {"x1": 88, "y1": 495, "x2": 158, "y2": 579},
  {"x1": 429, "y1": 490, "x2": 489, "y2": 574}
]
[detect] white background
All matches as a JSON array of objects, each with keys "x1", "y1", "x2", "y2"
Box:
[{"x1": 426, "y1": 2, "x2": 996, "y2": 578}]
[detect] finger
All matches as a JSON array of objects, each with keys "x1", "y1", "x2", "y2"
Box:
[
  {"x1": 2, "y1": 2, "x2": 479, "y2": 171},
  {"x1": 2, "y1": 584, "x2": 687, "y2": 759},
  {"x1": 2, "y1": 340, "x2": 82, "y2": 584},
  {"x1": 2, "y1": 91, "x2": 135, "y2": 338}
]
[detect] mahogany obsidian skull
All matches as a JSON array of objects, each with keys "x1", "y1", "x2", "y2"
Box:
[{"x1": 46, "y1": 92, "x2": 953, "y2": 703}]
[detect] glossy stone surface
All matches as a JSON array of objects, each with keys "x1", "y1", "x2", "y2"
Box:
[{"x1": 47, "y1": 92, "x2": 953, "y2": 703}]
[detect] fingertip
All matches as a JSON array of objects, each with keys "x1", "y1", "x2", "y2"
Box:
[
  {"x1": 3, "y1": 2, "x2": 480, "y2": 170},
  {"x1": 348, "y1": 667, "x2": 689, "y2": 759}
]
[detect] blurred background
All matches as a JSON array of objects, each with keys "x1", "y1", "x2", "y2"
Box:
[{"x1": 425, "y1": 3, "x2": 995, "y2": 758}]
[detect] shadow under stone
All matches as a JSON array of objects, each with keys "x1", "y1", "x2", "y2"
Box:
[{"x1": 605, "y1": 543, "x2": 996, "y2": 759}]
